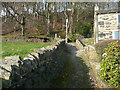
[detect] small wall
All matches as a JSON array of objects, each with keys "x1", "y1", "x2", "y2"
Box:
[
  {"x1": 0, "y1": 39, "x2": 66, "y2": 88},
  {"x1": 76, "y1": 39, "x2": 110, "y2": 88},
  {"x1": 76, "y1": 39, "x2": 98, "y2": 60}
]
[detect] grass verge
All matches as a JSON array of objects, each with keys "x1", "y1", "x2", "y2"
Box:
[
  {"x1": 1, "y1": 42, "x2": 52, "y2": 59},
  {"x1": 81, "y1": 38, "x2": 94, "y2": 45}
]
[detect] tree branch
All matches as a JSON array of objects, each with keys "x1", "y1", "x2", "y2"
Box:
[{"x1": 5, "y1": 3, "x2": 22, "y2": 25}]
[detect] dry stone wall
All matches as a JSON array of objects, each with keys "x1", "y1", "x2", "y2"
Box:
[
  {"x1": 76, "y1": 39, "x2": 98, "y2": 60},
  {"x1": 0, "y1": 39, "x2": 66, "y2": 88},
  {"x1": 76, "y1": 39, "x2": 110, "y2": 88}
]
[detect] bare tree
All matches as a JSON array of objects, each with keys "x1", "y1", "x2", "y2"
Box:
[
  {"x1": 69, "y1": 2, "x2": 75, "y2": 35},
  {"x1": 3, "y1": 2, "x2": 27, "y2": 36}
]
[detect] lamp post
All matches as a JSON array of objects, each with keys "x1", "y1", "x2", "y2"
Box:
[{"x1": 64, "y1": 9, "x2": 72, "y2": 43}]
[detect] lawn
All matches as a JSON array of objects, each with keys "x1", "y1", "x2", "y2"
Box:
[
  {"x1": 1, "y1": 42, "x2": 52, "y2": 59},
  {"x1": 81, "y1": 38, "x2": 94, "y2": 45}
]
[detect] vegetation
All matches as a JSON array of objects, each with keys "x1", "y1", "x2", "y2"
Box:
[
  {"x1": 98, "y1": 41, "x2": 120, "y2": 88},
  {"x1": 95, "y1": 40, "x2": 118, "y2": 60},
  {"x1": 2, "y1": 2, "x2": 119, "y2": 37},
  {"x1": 36, "y1": 23, "x2": 41, "y2": 34},
  {"x1": 30, "y1": 35, "x2": 47, "y2": 38},
  {"x1": 70, "y1": 34, "x2": 76, "y2": 42},
  {"x1": 1, "y1": 42, "x2": 52, "y2": 59},
  {"x1": 76, "y1": 22, "x2": 92, "y2": 37},
  {"x1": 81, "y1": 38, "x2": 94, "y2": 45},
  {"x1": 1, "y1": 1, "x2": 120, "y2": 88}
]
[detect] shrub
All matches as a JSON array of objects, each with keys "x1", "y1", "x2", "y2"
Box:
[
  {"x1": 70, "y1": 34, "x2": 76, "y2": 42},
  {"x1": 36, "y1": 23, "x2": 41, "y2": 33},
  {"x1": 95, "y1": 40, "x2": 117, "y2": 60},
  {"x1": 76, "y1": 22, "x2": 92, "y2": 37},
  {"x1": 98, "y1": 41, "x2": 120, "y2": 88}
]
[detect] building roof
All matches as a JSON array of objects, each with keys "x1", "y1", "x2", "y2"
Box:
[{"x1": 96, "y1": 8, "x2": 120, "y2": 15}]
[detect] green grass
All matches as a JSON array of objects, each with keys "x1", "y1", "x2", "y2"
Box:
[
  {"x1": 30, "y1": 35, "x2": 47, "y2": 38},
  {"x1": 1, "y1": 42, "x2": 52, "y2": 59},
  {"x1": 81, "y1": 38, "x2": 94, "y2": 45}
]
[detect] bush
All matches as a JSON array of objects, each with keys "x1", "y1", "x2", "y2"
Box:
[
  {"x1": 36, "y1": 23, "x2": 41, "y2": 33},
  {"x1": 70, "y1": 34, "x2": 76, "y2": 42},
  {"x1": 76, "y1": 22, "x2": 92, "y2": 37},
  {"x1": 98, "y1": 41, "x2": 120, "y2": 88},
  {"x1": 95, "y1": 40, "x2": 117, "y2": 60}
]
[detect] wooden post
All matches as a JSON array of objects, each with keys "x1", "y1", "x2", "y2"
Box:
[{"x1": 66, "y1": 19, "x2": 68, "y2": 43}]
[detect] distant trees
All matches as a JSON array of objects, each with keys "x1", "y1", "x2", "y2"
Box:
[
  {"x1": 3, "y1": 2, "x2": 27, "y2": 36},
  {"x1": 98, "y1": 1, "x2": 118, "y2": 10},
  {"x1": 76, "y1": 22, "x2": 92, "y2": 37},
  {"x1": 1, "y1": 1, "x2": 119, "y2": 37},
  {"x1": 118, "y1": 1, "x2": 120, "y2": 8}
]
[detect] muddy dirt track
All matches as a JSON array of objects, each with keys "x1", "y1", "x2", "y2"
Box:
[{"x1": 50, "y1": 43, "x2": 98, "y2": 88}]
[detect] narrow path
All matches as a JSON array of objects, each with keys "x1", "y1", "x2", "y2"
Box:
[{"x1": 50, "y1": 43, "x2": 96, "y2": 88}]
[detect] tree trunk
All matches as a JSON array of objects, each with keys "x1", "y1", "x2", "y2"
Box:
[
  {"x1": 17, "y1": 15, "x2": 18, "y2": 21},
  {"x1": 5, "y1": 7, "x2": 8, "y2": 22},
  {"x1": 47, "y1": 3, "x2": 50, "y2": 35},
  {"x1": 21, "y1": 16, "x2": 25, "y2": 36},
  {"x1": 107, "y1": 0, "x2": 110, "y2": 9},
  {"x1": 119, "y1": 1, "x2": 120, "y2": 8},
  {"x1": 37, "y1": 13, "x2": 39, "y2": 19},
  {"x1": 47, "y1": 13, "x2": 50, "y2": 35},
  {"x1": 37, "y1": 2, "x2": 40, "y2": 19},
  {"x1": 62, "y1": 2, "x2": 65, "y2": 31},
  {"x1": 21, "y1": 24, "x2": 24, "y2": 36},
  {"x1": 33, "y1": 3, "x2": 36, "y2": 18},
  {"x1": 53, "y1": 19, "x2": 55, "y2": 29},
  {"x1": 69, "y1": 2, "x2": 74, "y2": 35},
  {"x1": 4, "y1": 16, "x2": 6, "y2": 22},
  {"x1": 76, "y1": 5, "x2": 79, "y2": 23},
  {"x1": 53, "y1": 2, "x2": 57, "y2": 30},
  {"x1": 69, "y1": 15, "x2": 73, "y2": 35}
]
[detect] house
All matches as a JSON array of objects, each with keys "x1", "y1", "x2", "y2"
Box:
[{"x1": 94, "y1": 4, "x2": 120, "y2": 44}]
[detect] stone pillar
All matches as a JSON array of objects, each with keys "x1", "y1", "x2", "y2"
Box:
[{"x1": 94, "y1": 4, "x2": 99, "y2": 44}]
